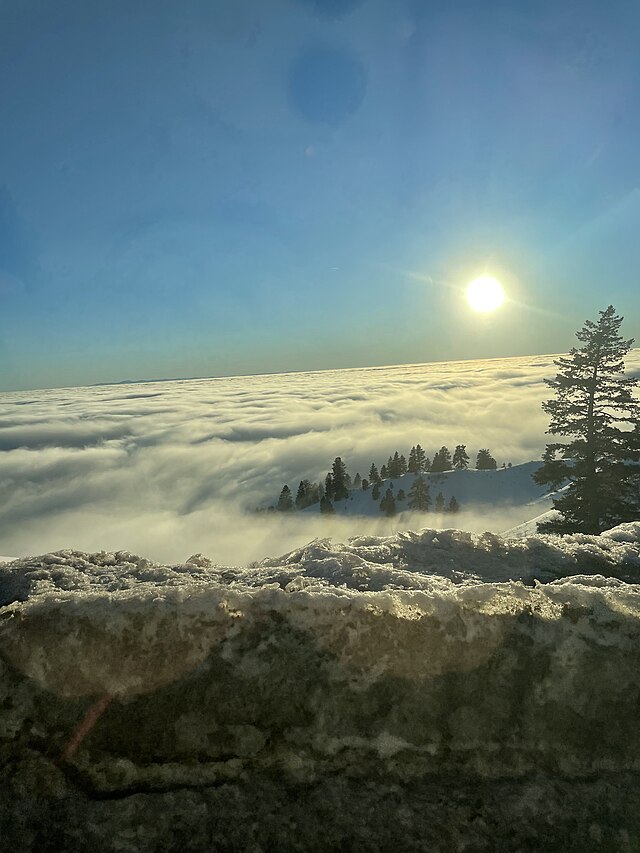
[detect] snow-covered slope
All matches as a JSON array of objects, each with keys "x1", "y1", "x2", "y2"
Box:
[
  {"x1": 313, "y1": 460, "x2": 556, "y2": 519},
  {"x1": 501, "y1": 509, "x2": 561, "y2": 538}
]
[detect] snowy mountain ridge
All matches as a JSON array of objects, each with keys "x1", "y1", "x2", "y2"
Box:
[{"x1": 307, "y1": 460, "x2": 559, "y2": 525}]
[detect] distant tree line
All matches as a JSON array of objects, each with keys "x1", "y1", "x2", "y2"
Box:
[{"x1": 266, "y1": 443, "x2": 510, "y2": 516}]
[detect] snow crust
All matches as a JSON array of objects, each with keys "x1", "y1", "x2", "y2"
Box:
[
  {"x1": 1, "y1": 523, "x2": 639, "y2": 705},
  {"x1": 3, "y1": 522, "x2": 640, "y2": 853}
]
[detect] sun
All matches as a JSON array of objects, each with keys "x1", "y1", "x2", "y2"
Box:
[{"x1": 466, "y1": 275, "x2": 505, "y2": 313}]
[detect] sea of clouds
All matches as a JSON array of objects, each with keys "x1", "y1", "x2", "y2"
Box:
[{"x1": 1, "y1": 351, "x2": 639, "y2": 565}]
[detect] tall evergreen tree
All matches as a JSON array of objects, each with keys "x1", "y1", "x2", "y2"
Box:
[
  {"x1": 353, "y1": 472, "x2": 362, "y2": 490},
  {"x1": 431, "y1": 446, "x2": 452, "y2": 472},
  {"x1": 331, "y1": 457, "x2": 349, "y2": 501},
  {"x1": 452, "y1": 445, "x2": 470, "y2": 470},
  {"x1": 369, "y1": 463, "x2": 381, "y2": 485},
  {"x1": 361, "y1": 478, "x2": 369, "y2": 491},
  {"x1": 434, "y1": 492, "x2": 445, "y2": 512},
  {"x1": 308, "y1": 483, "x2": 322, "y2": 506},
  {"x1": 325, "y1": 472, "x2": 334, "y2": 501},
  {"x1": 414, "y1": 444, "x2": 427, "y2": 472},
  {"x1": 380, "y1": 487, "x2": 397, "y2": 517},
  {"x1": 380, "y1": 464, "x2": 388, "y2": 480},
  {"x1": 372, "y1": 482, "x2": 381, "y2": 500},
  {"x1": 320, "y1": 495, "x2": 335, "y2": 514},
  {"x1": 295, "y1": 479, "x2": 312, "y2": 510},
  {"x1": 397, "y1": 488, "x2": 406, "y2": 501},
  {"x1": 277, "y1": 485, "x2": 293, "y2": 512},
  {"x1": 388, "y1": 454, "x2": 397, "y2": 476},
  {"x1": 398, "y1": 454, "x2": 407, "y2": 475},
  {"x1": 448, "y1": 496, "x2": 460, "y2": 513},
  {"x1": 407, "y1": 475, "x2": 431, "y2": 511},
  {"x1": 476, "y1": 449, "x2": 497, "y2": 470},
  {"x1": 408, "y1": 446, "x2": 418, "y2": 474},
  {"x1": 533, "y1": 306, "x2": 640, "y2": 533}
]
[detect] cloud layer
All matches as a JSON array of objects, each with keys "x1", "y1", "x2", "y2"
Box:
[{"x1": 1, "y1": 351, "x2": 639, "y2": 564}]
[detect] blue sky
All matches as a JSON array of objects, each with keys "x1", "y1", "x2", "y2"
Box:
[{"x1": 1, "y1": 0, "x2": 639, "y2": 391}]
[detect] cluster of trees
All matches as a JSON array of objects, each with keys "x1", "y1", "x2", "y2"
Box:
[
  {"x1": 271, "y1": 446, "x2": 471, "y2": 515},
  {"x1": 533, "y1": 305, "x2": 639, "y2": 534},
  {"x1": 270, "y1": 440, "x2": 504, "y2": 514},
  {"x1": 377, "y1": 476, "x2": 460, "y2": 517},
  {"x1": 366, "y1": 444, "x2": 499, "y2": 480}
]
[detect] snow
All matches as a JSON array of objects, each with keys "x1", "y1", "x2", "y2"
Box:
[
  {"x1": 1, "y1": 522, "x2": 639, "y2": 700},
  {"x1": 2, "y1": 521, "x2": 640, "y2": 848},
  {"x1": 311, "y1": 461, "x2": 560, "y2": 519},
  {"x1": 501, "y1": 509, "x2": 560, "y2": 538}
]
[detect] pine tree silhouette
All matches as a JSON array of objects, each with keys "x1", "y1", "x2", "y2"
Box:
[
  {"x1": 407, "y1": 475, "x2": 431, "y2": 511},
  {"x1": 533, "y1": 306, "x2": 640, "y2": 533},
  {"x1": 452, "y1": 445, "x2": 469, "y2": 470},
  {"x1": 277, "y1": 485, "x2": 293, "y2": 512},
  {"x1": 476, "y1": 449, "x2": 497, "y2": 470}
]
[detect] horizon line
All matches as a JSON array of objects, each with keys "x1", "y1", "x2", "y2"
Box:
[{"x1": 0, "y1": 347, "x2": 595, "y2": 395}]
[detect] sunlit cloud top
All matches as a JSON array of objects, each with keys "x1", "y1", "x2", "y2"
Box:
[{"x1": 1, "y1": 351, "x2": 639, "y2": 563}]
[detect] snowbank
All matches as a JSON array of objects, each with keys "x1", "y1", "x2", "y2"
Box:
[{"x1": 2, "y1": 524, "x2": 640, "y2": 850}]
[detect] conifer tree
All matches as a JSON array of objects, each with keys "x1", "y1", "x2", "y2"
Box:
[
  {"x1": 407, "y1": 475, "x2": 431, "y2": 511},
  {"x1": 353, "y1": 472, "x2": 362, "y2": 490},
  {"x1": 380, "y1": 487, "x2": 397, "y2": 517},
  {"x1": 448, "y1": 496, "x2": 459, "y2": 513},
  {"x1": 452, "y1": 445, "x2": 470, "y2": 470},
  {"x1": 476, "y1": 449, "x2": 497, "y2": 470},
  {"x1": 372, "y1": 482, "x2": 381, "y2": 500},
  {"x1": 295, "y1": 480, "x2": 310, "y2": 510},
  {"x1": 320, "y1": 495, "x2": 335, "y2": 514},
  {"x1": 331, "y1": 457, "x2": 349, "y2": 501},
  {"x1": 388, "y1": 454, "x2": 396, "y2": 476},
  {"x1": 369, "y1": 463, "x2": 381, "y2": 485},
  {"x1": 397, "y1": 488, "x2": 406, "y2": 501},
  {"x1": 398, "y1": 454, "x2": 407, "y2": 475},
  {"x1": 325, "y1": 472, "x2": 334, "y2": 501},
  {"x1": 277, "y1": 485, "x2": 293, "y2": 512},
  {"x1": 435, "y1": 492, "x2": 445, "y2": 512},
  {"x1": 533, "y1": 306, "x2": 640, "y2": 533},
  {"x1": 408, "y1": 446, "x2": 418, "y2": 474},
  {"x1": 380, "y1": 464, "x2": 388, "y2": 480},
  {"x1": 415, "y1": 444, "x2": 427, "y2": 472},
  {"x1": 309, "y1": 484, "x2": 322, "y2": 505},
  {"x1": 431, "y1": 446, "x2": 452, "y2": 472},
  {"x1": 362, "y1": 478, "x2": 369, "y2": 491}
]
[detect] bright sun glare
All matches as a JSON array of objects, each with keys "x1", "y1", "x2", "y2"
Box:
[{"x1": 466, "y1": 276, "x2": 506, "y2": 313}]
